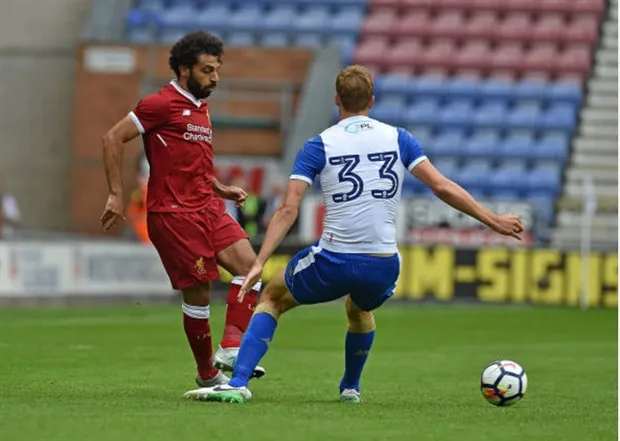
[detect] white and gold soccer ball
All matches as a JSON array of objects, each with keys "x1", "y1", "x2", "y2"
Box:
[{"x1": 480, "y1": 360, "x2": 528, "y2": 407}]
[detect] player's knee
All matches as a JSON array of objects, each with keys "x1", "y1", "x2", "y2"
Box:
[
  {"x1": 182, "y1": 283, "x2": 211, "y2": 306},
  {"x1": 345, "y1": 297, "x2": 375, "y2": 333},
  {"x1": 256, "y1": 285, "x2": 297, "y2": 318}
]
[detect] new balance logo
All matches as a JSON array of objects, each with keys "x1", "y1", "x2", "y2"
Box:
[{"x1": 183, "y1": 110, "x2": 191, "y2": 116}]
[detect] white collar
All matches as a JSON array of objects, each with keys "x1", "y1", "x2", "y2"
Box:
[{"x1": 170, "y1": 79, "x2": 203, "y2": 108}]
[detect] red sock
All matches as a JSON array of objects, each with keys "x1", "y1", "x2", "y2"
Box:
[
  {"x1": 220, "y1": 276, "x2": 261, "y2": 348},
  {"x1": 182, "y1": 303, "x2": 219, "y2": 380}
]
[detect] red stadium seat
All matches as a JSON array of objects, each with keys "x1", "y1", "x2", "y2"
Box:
[
  {"x1": 538, "y1": 0, "x2": 572, "y2": 15},
  {"x1": 531, "y1": 15, "x2": 565, "y2": 43},
  {"x1": 395, "y1": 11, "x2": 431, "y2": 38},
  {"x1": 464, "y1": 12, "x2": 499, "y2": 40},
  {"x1": 431, "y1": 11, "x2": 466, "y2": 39},
  {"x1": 385, "y1": 39, "x2": 424, "y2": 69},
  {"x1": 563, "y1": 16, "x2": 600, "y2": 45},
  {"x1": 572, "y1": 0, "x2": 605, "y2": 18},
  {"x1": 363, "y1": 10, "x2": 398, "y2": 36},
  {"x1": 370, "y1": 0, "x2": 400, "y2": 8},
  {"x1": 456, "y1": 41, "x2": 493, "y2": 71},
  {"x1": 492, "y1": 43, "x2": 526, "y2": 73},
  {"x1": 497, "y1": 14, "x2": 533, "y2": 43},
  {"x1": 523, "y1": 44, "x2": 559, "y2": 74},
  {"x1": 422, "y1": 41, "x2": 456, "y2": 70},
  {"x1": 470, "y1": 0, "x2": 507, "y2": 13},
  {"x1": 401, "y1": 0, "x2": 436, "y2": 10},
  {"x1": 354, "y1": 38, "x2": 391, "y2": 67},
  {"x1": 438, "y1": 0, "x2": 476, "y2": 11},
  {"x1": 557, "y1": 46, "x2": 592, "y2": 77},
  {"x1": 507, "y1": 0, "x2": 539, "y2": 14}
]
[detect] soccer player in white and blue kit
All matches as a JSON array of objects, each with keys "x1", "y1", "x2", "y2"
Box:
[{"x1": 184, "y1": 65, "x2": 525, "y2": 404}]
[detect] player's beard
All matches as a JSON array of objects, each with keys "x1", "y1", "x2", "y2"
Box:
[{"x1": 188, "y1": 74, "x2": 216, "y2": 99}]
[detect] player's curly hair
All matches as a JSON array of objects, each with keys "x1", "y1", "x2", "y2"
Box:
[{"x1": 169, "y1": 31, "x2": 224, "y2": 77}]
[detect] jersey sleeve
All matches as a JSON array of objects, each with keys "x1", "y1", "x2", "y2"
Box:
[
  {"x1": 129, "y1": 94, "x2": 169, "y2": 134},
  {"x1": 290, "y1": 136, "x2": 326, "y2": 185},
  {"x1": 397, "y1": 128, "x2": 428, "y2": 171}
]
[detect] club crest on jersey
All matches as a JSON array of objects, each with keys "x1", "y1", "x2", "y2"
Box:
[{"x1": 195, "y1": 257, "x2": 207, "y2": 275}]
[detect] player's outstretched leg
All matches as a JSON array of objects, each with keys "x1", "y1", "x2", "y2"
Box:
[
  {"x1": 213, "y1": 238, "x2": 265, "y2": 378},
  {"x1": 339, "y1": 296, "x2": 376, "y2": 404},
  {"x1": 182, "y1": 284, "x2": 230, "y2": 388},
  {"x1": 184, "y1": 270, "x2": 298, "y2": 403}
]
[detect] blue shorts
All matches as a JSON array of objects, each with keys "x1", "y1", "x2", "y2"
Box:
[{"x1": 284, "y1": 245, "x2": 400, "y2": 311}]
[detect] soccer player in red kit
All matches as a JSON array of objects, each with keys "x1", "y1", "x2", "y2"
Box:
[{"x1": 100, "y1": 31, "x2": 265, "y2": 388}]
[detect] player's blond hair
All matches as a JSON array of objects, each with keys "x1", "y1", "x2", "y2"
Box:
[{"x1": 335, "y1": 65, "x2": 374, "y2": 113}]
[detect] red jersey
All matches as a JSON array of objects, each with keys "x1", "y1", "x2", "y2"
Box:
[{"x1": 129, "y1": 80, "x2": 214, "y2": 212}]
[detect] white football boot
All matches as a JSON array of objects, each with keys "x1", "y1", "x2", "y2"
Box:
[
  {"x1": 184, "y1": 384, "x2": 252, "y2": 404},
  {"x1": 213, "y1": 345, "x2": 266, "y2": 379},
  {"x1": 340, "y1": 388, "x2": 362, "y2": 404}
]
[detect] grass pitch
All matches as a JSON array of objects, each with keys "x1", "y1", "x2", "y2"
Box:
[{"x1": 0, "y1": 303, "x2": 616, "y2": 441}]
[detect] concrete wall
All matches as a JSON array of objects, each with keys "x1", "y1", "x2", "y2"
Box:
[{"x1": 0, "y1": 0, "x2": 92, "y2": 231}]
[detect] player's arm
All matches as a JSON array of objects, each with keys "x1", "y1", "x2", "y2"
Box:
[
  {"x1": 102, "y1": 116, "x2": 141, "y2": 197},
  {"x1": 254, "y1": 180, "x2": 308, "y2": 266}
]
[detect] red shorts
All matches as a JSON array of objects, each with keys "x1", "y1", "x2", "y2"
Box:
[{"x1": 147, "y1": 198, "x2": 248, "y2": 290}]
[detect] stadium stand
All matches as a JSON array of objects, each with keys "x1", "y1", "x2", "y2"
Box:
[{"x1": 124, "y1": 0, "x2": 612, "y2": 242}]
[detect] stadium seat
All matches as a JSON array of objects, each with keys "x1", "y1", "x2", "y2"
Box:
[
  {"x1": 395, "y1": 11, "x2": 431, "y2": 38},
  {"x1": 463, "y1": 12, "x2": 498, "y2": 40},
  {"x1": 542, "y1": 104, "x2": 577, "y2": 133},
  {"x1": 572, "y1": 0, "x2": 606, "y2": 18},
  {"x1": 563, "y1": 17, "x2": 599, "y2": 45},
  {"x1": 135, "y1": 0, "x2": 164, "y2": 10},
  {"x1": 456, "y1": 161, "x2": 492, "y2": 194},
  {"x1": 557, "y1": 47, "x2": 592, "y2": 78},
  {"x1": 465, "y1": 130, "x2": 502, "y2": 159},
  {"x1": 548, "y1": 82, "x2": 583, "y2": 106},
  {"x1": 404, "y1": 99, "x2": 441, "y2": 126},
  {"x1": 513, "y1": 80, "x2": 549, "y2": 103},
  {"x1": 227, "y1": 32, "x2": 256, "y2": 47},
  {"x1": 538, "y1": 0, "x2": 572, "y2": 15},
  {"x1": 439, "y1": 101, "x2": 474, "y2": 130},
  {"x1": 431, "y1": 11, "x2": 466, "y2": 39},
  {"x1": 492, "y1": 43, "x2": 526, "y2": 73},
  {"x1": 354, "y1": 38, "x2": 390, "y2": 66},
  {"x1": 329, "y1": 7, "x2": 365, "y2": 35},
  {"x1": 523, "y1": 44, "x2": 558, "y2": 75},
  {"x1": 294, "y1": 34, "x2": 323, "y2": 48},
  {"x1": 473, "y1": 103, "x2": 508, "y2": 129},
  {"x1": 447, "y1": 77, "x2": 481, "y2": 100},
  {"x1": 193, "y1": 5, "x2": 233, "y2": 31},
  {"x1": 490, "y1": 162, "x2": 528, "y2": 194},
  {"x1": 412, "y1": 77, "x2": 447, "y2": 99},
  {"x1": 422, "y1": 41, "x2": 456, "y2": 70},
  {"x1": 507, "y1": 104, "x2": 543, "y2": 131},
  {"x1": 429, "y1": 130, "x2": 466, "y2": 159},
  {"x1": 363, "y1": 9, "x2": 397, "y2": 36},
  {"x1": 260, "y1": 33, "x2": 289, "y2": 48},
  {"x1": 229, "y1": 6, "x2": 263, "y2": 33},
  {"x1": 375, "y1": 74, "x2": 414, "y2": 100},
  {"x1": 532, "y1": 14, "x2": 565, "y2": 44},
  {"x1": 261, "y1": 6, "x2": 296, "y2": 33},
  {"x1": 480, "y1": 80, "x2": 515, "y2": 103},
  {"x1": 455, "y1": 41, "x2": 492, "y2": 72},
  {"x1": 499, "y1": 132, "x2": 537, "y2": 161},
  {"x1": 370, "y1": 97, "x2": 407, "y2": 125},
  {"x1": 526, "y1": 165, "x2": 562, "y2": 197},
  {"x1": 535, "y1": 133, "x2": 569, "y2": 163},
  {"x1": 385, "y1": 40, "x2": 423, "y2": 69},
  {"x1": 295, "y1": 8, "x2": 330, "y2": 33},
  {"x1": 497, "y1": 14, "x2": 532, "y2": 43},
  {"x1": 127, "y1": 27, "x2": 155, "y2": 43},
  {"x1": 506, "y1": 0, "x2": 539, "y2": 13}
]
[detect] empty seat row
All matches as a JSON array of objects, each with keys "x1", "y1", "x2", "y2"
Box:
[
  {"x1": 364, "y1": 11, "x2": 600, "y2": 45},
  {"x1": 376, "y1": 76, "x2": 583, "y2": 105},
  {"x1": 369, "y1": 0, "x2": 605, "y2": 17},
  {"x1": 356, "y1": 40, "x2": 592, "y2": 79},
  {"x1": 136, "y1": 0, "x2": 369, "y2": 9}
]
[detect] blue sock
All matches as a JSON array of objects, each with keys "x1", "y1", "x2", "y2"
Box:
[
  {"x1": 228, "y1": 312, "x2": 277, "y2": 388},
  {"x1": 340, "y1": 330, "x2": 375, "y2": 393}
]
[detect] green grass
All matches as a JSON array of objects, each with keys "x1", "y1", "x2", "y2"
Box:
[{"x1": 0, "y1": 304, "x2": 616, "y2": 441}]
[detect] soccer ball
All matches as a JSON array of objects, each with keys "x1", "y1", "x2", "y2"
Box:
[{"x1": 480, "y1": 360, "x2": 528, "y2": 407}]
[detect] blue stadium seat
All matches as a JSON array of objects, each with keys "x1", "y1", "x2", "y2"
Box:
[
  {"x1": 127, "y1": 28, "x2": 155, "y2": 43},
  {"x1": 526, "y1": 165, "x2": 562, "y2": 197},
  {"x1": 542, "y1": 104, "x2": 577, "y2": 133},
  {"x1": 328, "y1": 7, "x2": 365, "y2": 35},
  {"x1": 513, "y1": 81, "x2": 549, "y2": 103},
  {"x1": 410, "y1": 127, "x2": 434, "y2": 147},
  {"x1": 413, "y1": 77, "x2": 447, "y2": 100},
  {"x1": 490, "y1": 163, "x2": 528, "y2": 195},
  {"x1": 229, "y1": 6, "x2": 263, "y2": 32},
  {"x1": 294, "y1": 34, "x2": 323, "y2": 48},
  {"x1": 447, "y1": 77, "x2": 481, "y2": 100},
  {"x1": 370, "y1": 97, "x2": 406, "y2": 125},
  {"x1": 465, "y1": 130, "x2": 502, "y2": 159},
  {"x1": 135, "y1": 0, "x2": 165, "y2": 10},
  {"x1": 438, "y1": 100, "x2": 474, "y2": 130},
  {"x1": 260, "y1": 6, "x2": 296, "y2": 33},
  {"x1": 472, "y1": 103, "x2": 508, "y2": 129},
  {"x1": 375, "y1": 74, "x2": 414, "y2": 101},
  {"x1": 404, "y1": 100, "x2": 441, "y2": 126},
  {"x1": 489, "y1": 191, "x2": 521, "y2": 201},
  {"x1": 260, "y1": 33, "x2": 290, "y2": 47},
  {"x1": 227, "y1": 32, "x2": 256, "y2": 46},
  {"x1": 402, "y1": 174, "x2": 426, "y2": 196},
  {"x1": 507, "y1": 104, "x2": 543, "y2": 131},
  {"x1": 160, "y1": 29, "x2": 189, "y2": 43},
  {"x1": 429, "y1": 131, "x2": 465, "y2": 159},
  {"x1": 526, "y1": 196, "x2": 556, "y2": 225},
  {"x1": 535, "y1": 133, "x2": 569, "y2": 163},
  {"x1": 499, "y1": 132, "x2": 536, "y2": 161},
  {"x1": 456, "y1": 161, "x2": 492, "y2": 194},
  {"x1": 548, "y1": 82, "x2": 583, "y2": 106},
  {"x1": 480, "y1": 80, "x2": 515, "y2": 103},
  {"x1": 126, "y1": 8, "x2": 159, "y2": 28},
  {"x1": 294, "y1": 8, "x2": 330, "y2": 33},
  {"x1": 334, "y1": 36, "x2": 357, "y2": 64}
]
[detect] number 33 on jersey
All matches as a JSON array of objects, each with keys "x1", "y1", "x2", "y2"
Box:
[{"x1": 290, "y1": 115, "x2": 427, "y2": 255}]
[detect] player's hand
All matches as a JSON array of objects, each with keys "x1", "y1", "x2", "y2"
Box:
[
  {"x1": 490, "y1": 213, "x2": 525, "y2": 240},
  {"x1": 100, "y1": 193, "x2": 125, "y2": 231},
  {"x1": 218, "y1": 185, "x2": 248, "y2": 208},
  {"x1": 239, "y1": 262, "x2": 263, "y2": 302}
]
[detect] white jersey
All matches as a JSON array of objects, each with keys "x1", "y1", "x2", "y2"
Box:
[{"x1": 290, "y1": 115, "x2": 427, "y2": 254}]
